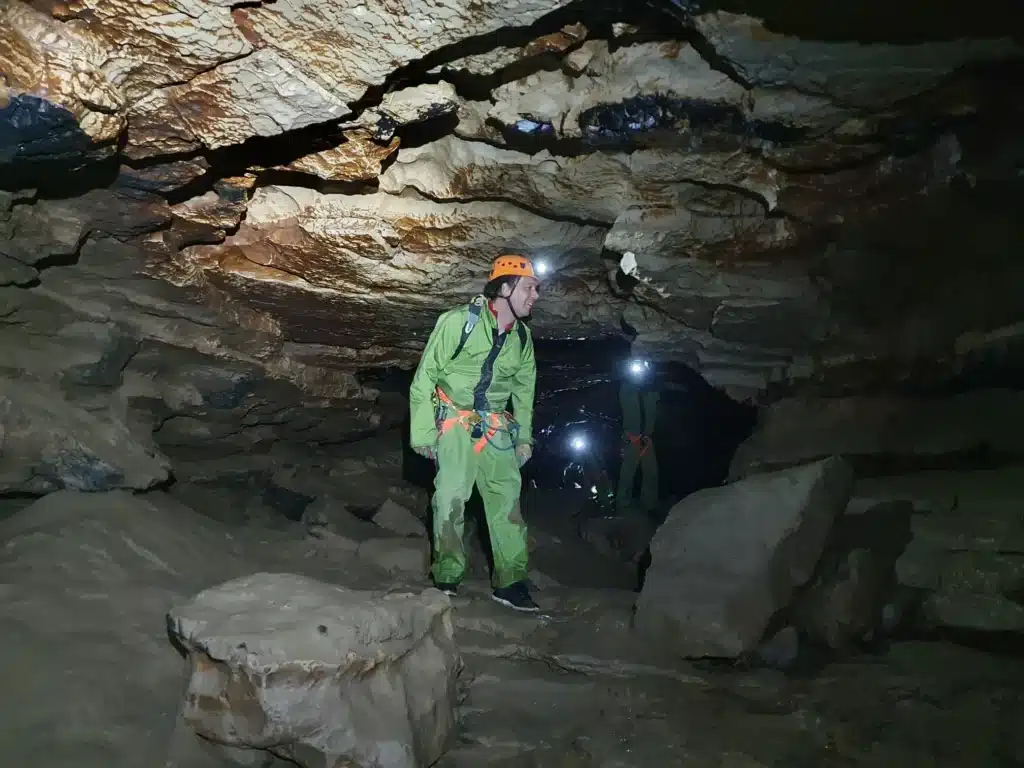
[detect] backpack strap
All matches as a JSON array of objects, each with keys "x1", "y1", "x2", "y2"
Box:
[
  {"x1": 450, "y1": 296, "x2": 485, "y2": 361},
  {"x1": 450, "y1": 296, "x2": 529, "y2": 361}
]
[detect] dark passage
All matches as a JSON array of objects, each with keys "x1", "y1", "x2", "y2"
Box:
[{"x1": 370, "y1": 337, "x2": 756, "y2": 514}]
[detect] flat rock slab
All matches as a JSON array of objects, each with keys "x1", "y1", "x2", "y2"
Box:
[
  {"x1": 635, "y1": 457, "x2": 853, "y2": 658},
  {"x1": 168, "y1": 572, "x2": 461, "y2": 768}
]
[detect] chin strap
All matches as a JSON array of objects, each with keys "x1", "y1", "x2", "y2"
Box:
[{"x1": 501, "y1": 276, "x2": 527, "y2": 323}]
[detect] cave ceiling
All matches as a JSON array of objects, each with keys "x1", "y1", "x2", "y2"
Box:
[{"x1": 1, "y1": 0, "x2": 1023, "y2": 401}]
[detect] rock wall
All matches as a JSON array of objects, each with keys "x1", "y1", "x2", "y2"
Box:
[
  {"x1": 730, "y1": 392, "x2": 1024, "y2": 645},
  {"x1": 729, "y1": 389, "x2": 1024, "y2": 480},
  {"x1": 858, "y1": 467, "x2": 1024, "y2": 635}
]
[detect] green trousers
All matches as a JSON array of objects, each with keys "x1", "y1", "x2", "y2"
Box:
[
  {"x1": 430, "y1": 417, "x2": 528, "y2": 589},
  {"x1": 616, "y1": 434, "x2": 659, "y2": 513},
  {"x1": 616, "y1": 385, "x2": 659, "y2": 514}
]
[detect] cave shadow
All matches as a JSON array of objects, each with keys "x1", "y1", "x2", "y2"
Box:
[
  {"x1": 526, "y1": 360, "x2": 758, "y2": 592},
  {"x1": 1, "y1": 93, "x2": 120, "y2": 195}
]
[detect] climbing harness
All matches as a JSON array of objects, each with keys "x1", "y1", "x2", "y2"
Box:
[
  {"x1": 450, "y1": 296, "x2": 527, "y2": 362},
  {"x1": 624, "y1": 432, "x2": 652, "y2": 457},
  {"x1": 435, "y1": 386, "x2": 520, "y2": 453}
]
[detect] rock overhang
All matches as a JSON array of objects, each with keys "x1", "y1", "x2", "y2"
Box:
[{"x1": 1, "y1": 0, "x2": 1022, "y2": 401}]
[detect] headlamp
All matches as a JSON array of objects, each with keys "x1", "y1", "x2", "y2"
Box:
[{"x1": 628, "y1": 358, "x2": 651, "y2": 378}]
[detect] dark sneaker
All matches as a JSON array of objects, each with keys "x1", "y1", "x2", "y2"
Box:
[
  {"x1": 434, "y1": 582, "x2": 459, "y2": 597},
  {"x1": 491, "y1": 581, "x2": 540, "y2": 612}
]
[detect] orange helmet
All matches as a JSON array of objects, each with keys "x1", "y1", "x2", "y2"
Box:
[{"x1": 489, "y1": 254, "x2": 535, "y2": 281}]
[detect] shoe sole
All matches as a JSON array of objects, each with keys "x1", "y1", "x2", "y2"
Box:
[{"x1": 490, "y1": 594, "x2": 540, "y2": 612}]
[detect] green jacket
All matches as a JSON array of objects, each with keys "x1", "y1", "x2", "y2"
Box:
[{"x1": 409, "y1": 296, "x2": 536, "y2": 449}]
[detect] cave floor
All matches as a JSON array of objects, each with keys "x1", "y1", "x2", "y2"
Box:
[
  {"x1": 1, "y1": 483, "x2": 1022, "y2": 768},
  {"x1": 440, "y1": 576, "x2": 1024, "y2": 767}
]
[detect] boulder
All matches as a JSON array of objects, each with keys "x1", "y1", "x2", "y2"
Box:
[
  {"x1": 634, "y1": 457, "x2": 854, "y2": 658},
  {"x1": 168, "y1": 572, "x2": 461, "y2": 768},
  {"x1": 0, "y1": 376, "x2": 170, "y2": 494}
]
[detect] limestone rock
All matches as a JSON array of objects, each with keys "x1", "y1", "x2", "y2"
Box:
[
  {"x1": 171, "y1": 180, "x2": 248, "y2": 232},
  {"x1": 924, "y1": 593, "x2": 1024, "y2": 634},
  {"x1": 912, "y1": 509, "x2": 1024, "y2": 554},
  {"x1": 127, "y1": 47, "x2": 352, "y2": 157},
  {"x1": 489, "y1": 41, "x2": 747, "y2": 140},
  {"x1": 430, "y1": 23, "x2": 587, "y2": 77},
  {"x1": 729, "y1": 390, "x2": 1024, "y2": 480},
  {"x1": 0, "y1": 490, "x2": 254, "y2": 768},
  {"x1": 622, "y1": 301, "x2": 799, "y2": 394},
  {"x1": 634, "y1": 457, "x2": 854, "y2": 658},
  {"x1": 236, "y1": 0, "x2": 573, "y2": 101},
  {"x1": 7, "y1": 227, "x2": 388, "y2": 413},
  {"x1": 694, "y1": 12, "x2": 1021, "y2": 111},
  {"x1": 0, "y1": 193, "x2": 90, "y2": 267},
  {"x1": 168, "y1": 572, "x2": 460, "y2": 768},
  {"x1": 0, "y1": 375, "x2": 170, "y2": 494},
  {"x1": 848, "y1": 465, "x2": 1024, "y2": 518},
  {"x1": 862, "y1": 466, "x2": 1024, "y2": 635},
  {"x1": 0, "y1": 253, "x2": 36, "y2": 285},
  {"x1": 374, "y1": 498, "x2": 426, "y2": 538},
  {"x1": 358, "y1": 537, "x2": 430, "y2": 576},
  {"x1": 790, "y1": 501, "x2": 914, "y2": 651},
  {"x1": 378, "y1": 134, "x2": 781, "y2": 223},
  {"x1": 179, "y1": 185, "x2": 611, "y2": 345},
  {"x1": 124, "y1": 0, "x2": 574, "y2": 157},
  {"x1": 940, "y1": 552, "x2": 1024, "y2": 595},
  {"x1": 0, "y1": 189, "x2": 170, "y2": 277},
  {"x1": 265, "y1": 130, "x2": 400, "y2": 182},
  {"x1": 603, "y1": 185, "x2": 796, "y2": 261},
  {"x1": 356, "y1": 82, "x2": 460, "y2": 140},
  {"x1": 895, "y1": 539, "x2": 944, "y2": 591},
  {"x1": 116, "y1": 157, "x2": 210, "y2": 194},
  {"x1": 123, "y1": 90, "x2": 203, "y2": 160},
  {"x1": 796, "y1": 547, "x2": 885, "y2": 649},
  {"x1": 47, "y1": 0, "x2": 252, "y2": 104},
  {"x1": 0, "y1": 2, "x2": 125, "y2": 162},
  {"x1": 301, "y1": 495, "x2": 383, "y2": 543}
]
